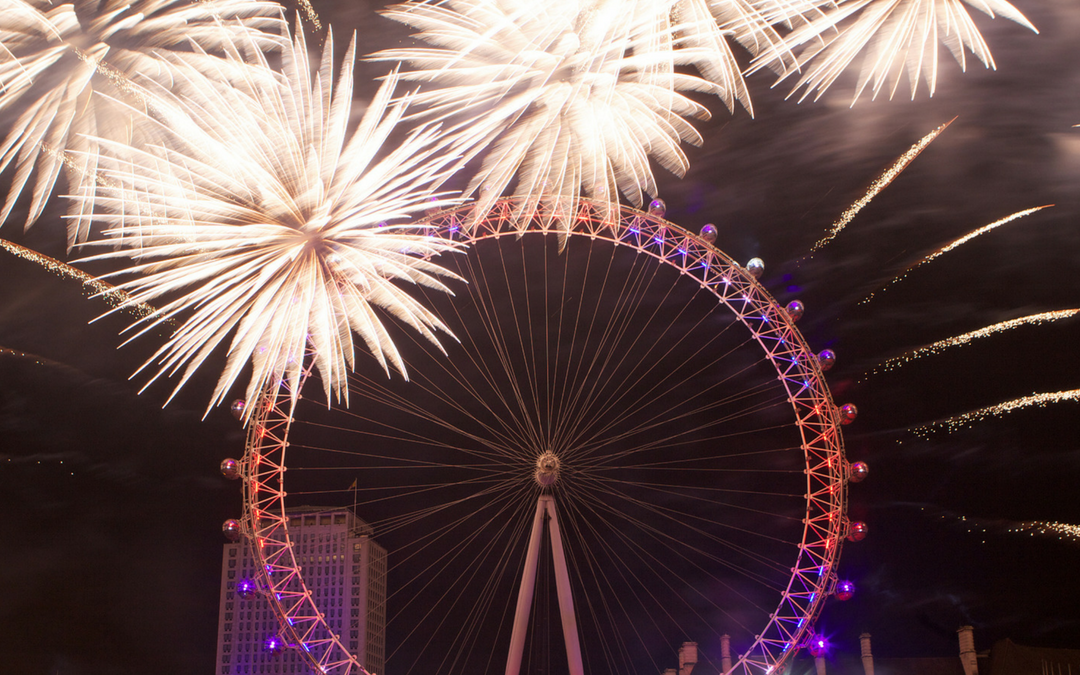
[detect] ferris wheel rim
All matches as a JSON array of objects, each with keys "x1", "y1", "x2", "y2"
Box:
[{"x1": 239, "y1": 196, "x2": 850, "y2": 675}]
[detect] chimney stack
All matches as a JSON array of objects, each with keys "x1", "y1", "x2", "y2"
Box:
[
  {"x1": 860, "y1": 633, "x2": 874, "y2": 675},
  {"x1": 679, "y1": 642, "x2": 698, "y2": 675},
  {"x1": 720, "y1": 635, "x2": 732, "y2": 674},
  {"x1": 815, "y1": 654, "x2": 827, "y2": 675},
  {"x1": 958, "y1": 626, "x2": 979, "y2": 675}
]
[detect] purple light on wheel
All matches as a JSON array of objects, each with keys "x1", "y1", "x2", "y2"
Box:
[
  {"x1": 835, "y1": 580, "x2": 855, "y2": 601},
  {"x1": 809, "y1": 635, "x2": 828, "y2": 657},
  {"x1": 236, "y1": 578, "x2": 256, "y2": 599},
  {"x1": 265, "y1": 635, "x2": 286, "y2": 654}
]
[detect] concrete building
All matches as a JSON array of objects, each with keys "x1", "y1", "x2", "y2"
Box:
[{"x1": 214, "y1": 507, "x2": 388, "y2": 675}]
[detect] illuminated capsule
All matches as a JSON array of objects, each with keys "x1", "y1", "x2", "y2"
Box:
[
  {"x1": 847, "y1": 521, "x2": 868, "y2": 542},
  {"x1": 808, "y1": 636, "x2": 827, "y2": 657},
  {"x1": 230, "y1": 399, "x2": 246, "y2": 420},
  {"x1": 236, "y1": 578, "x2": 256, "y2": 599},
  {"x1": 834, "y1": 580, "x2": 855, "y2": 601},
  {"x1": 264, "y1": 635, "x2": 286, "y2": 655},
  {"x1": 746, "y1": 258, "x2": 765, "y2": 278},
  {"x1": 700, "y1": 223, "x2": 718, "y2": 243},
  {"x1": 648, "y1": 199, "x2": 667, "y2": 218},
  {"x1": 222, "y1": 519, "x2": 241, "y2": 542},
  {"x1": 220, "y1": 458, "x2": 240, "y2": 480},
  {"x1": 785, "y1": 300, "x2": 805, "y2": 322},
  {"x1": 838, "y1": 404, "x2": 858, "y2": 425},
  {"x1": 816, "y1": 350, "x2": 835, "y2": 372},
  {"x1": 849, "y1": 461, "x2": 869, "y2": 483}
]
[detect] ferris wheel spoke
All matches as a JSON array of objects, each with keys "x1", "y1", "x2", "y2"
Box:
[
  {"x1": 558, "y1": 340, "x2": 780, "y2": 463},
  {"x1": 386, "y1": 485, "x2": 537, "y2": 674},
  {"x1": 567, "y1": 473, "x2": 795, "y2": 584},
  {"x1": 572, "y1": 392, "x2": 794, "y2": 469}
]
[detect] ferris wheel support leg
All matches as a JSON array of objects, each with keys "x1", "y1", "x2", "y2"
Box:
[
  {"x1": 506, "y1": 497, "x2": 547, "y2": 675},
  {"x1": 544, "y1": 496, "x2": 585, "y2": 675}
]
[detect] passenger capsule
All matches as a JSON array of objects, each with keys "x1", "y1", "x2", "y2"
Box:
[
  {"x1": 785, "y1": 300, "x2": 805, "y2": 322},
  {"x1": 230, "y1": 399, "x2": 246, "y2": 420},
  {"x1": 834, "y1": 580, "x2": 855, "y2": 601},
  {"x1": 817, "y1": 350, "x2": 836, "y2": 372},
  {"x1": 746, "y1": 258, "x2": 765, "y2": 279},
  {"x1": 847, "y1": 521, "x2": 868, "y2": 542},
  {"x1": 808, "y1": 636, "x2": 828, "y2": 657},
  {"x1": 648, "y1": 199, "x2": 667, "y2": 218},
  {"x1": 222, "y1": 519, "x2": 241, "y2": 542},
  {"x1": 700, "y1": 223, "x2": 718, "y2": 243},
  {"x1": 220, "y1": 458, "x2": 240, "y2": 480},
  {"x1": 839, "y1": 404, "x2": 858, "y2": 425},
  {"x1": 849, "y1": 461, "x2": 869, "y2": 483}
]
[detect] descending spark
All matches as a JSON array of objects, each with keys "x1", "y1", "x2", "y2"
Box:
[
  {"x1": 751, "y1": 0, "x2": 1038, "y2": 103},
  {"x1": 809, "y1": 119, "x2": 953, "y2": 253},
  {"x1": 371, "y1": 0, "x2": 721, "y2": 233},
  {"x1": 0, "y1": 237, "x2": 154, "y2": 316},
  {"x1": 861, "y1": 205, "x2": 1051, "y2": 303},
  {"x1": 930, "y1": 510, "x2": 1080, "y2": 545},
  {"x1": 912, "y1": 389, "x2": 1080, "y2": 436},
  {"x1": 294, "y1": 0, "x2": 321, "y2": 31},
  {"x1": 0, "y1": 0, "x2": 283, "y2": 247},
  {"x1": 75, "y1": 23, "x2": 471, "y2": 417},
  {"x1": 866, "y1": 309, "x2": 1080, "y2": 376}
]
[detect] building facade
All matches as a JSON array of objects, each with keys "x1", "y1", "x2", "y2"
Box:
[{"x1": 214, "y1": 507, "x2": 388, "y2": 675}]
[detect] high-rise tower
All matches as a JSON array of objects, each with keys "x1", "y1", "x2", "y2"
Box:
[{"x1": 214, "y1": 507, "x2": 387, "y2": 674}]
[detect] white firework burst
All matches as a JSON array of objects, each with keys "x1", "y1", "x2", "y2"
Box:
[
  {"x1": 75, "y1": 24, "x2": 469, "y2": 416},
  {"x1": 0, "y1": 0, "x2": 283, "y2": 247},
  {"x1": 752, "y1": 0, "x2": 1038, "y2": 102},
  {"x1": 372, "y1": 0, "x2": 722, "y2": 231}
]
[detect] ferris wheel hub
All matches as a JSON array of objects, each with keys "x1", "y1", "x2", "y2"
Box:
[{"x1": 534, "y1": 452, "x2": 561, "y2": 487}]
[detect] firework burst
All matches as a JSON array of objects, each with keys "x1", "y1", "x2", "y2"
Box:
[
  {"x1": 754, "y1": 0, "x2": 1038, "y2": 102},
  {"x1": 371, "y1": 0, "x2": 722, "y2": 233},
  {"x1": 0, "y1": 0, "x2": 284, "y2": 247},
  {"x1": 75, "y1": 24, "x2": 469, "y2": 416}
]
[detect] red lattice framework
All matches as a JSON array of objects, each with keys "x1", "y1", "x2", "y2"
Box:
[{"x1": 240, "y1": 197, "x2": 852, "y2": 675}]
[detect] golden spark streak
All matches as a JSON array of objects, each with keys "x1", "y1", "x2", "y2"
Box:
[
  {"x1": 867, "y1": 309, "x2": 1080, "y2": 376},
  {"x1": 0, "y1": 239, "x2": 154, "y2": 317},
  {"x1": 913, "y1": 389, "x2": 1080, "y2": 436},
  {"x1": 861, "y1": 205, "x2": 1052, "y2": 304},
  {"x1": 1010, "y1": 521, "x2": 1080, "y2": 543},
  {"x1": 809, "y1": 118, "x2": 953, "y2": 253}
]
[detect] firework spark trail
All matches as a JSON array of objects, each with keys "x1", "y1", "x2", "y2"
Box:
[
  {"x1": 912, "y1": 389, "x2": 1080, "y2": 437},
  {"x1": 0, "y1": 238, "x2": 159, "y2": 317},
  {"x1": 808, "y1": 119, "x2": 953, "y2": 253},
  {"x1": 1010, "y1": 521, "x2": 1080, "y2": 543},
  {"x1": 861, "y1": 205, "x2": 1052, "y2": 304},
  {"x1": 865, "y1": 309, "x2": 1080, "y2": 376}
]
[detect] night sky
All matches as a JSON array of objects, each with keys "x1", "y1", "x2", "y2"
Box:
[{"x1": 2, "y1": 1, "x2": 1079, "y2": 674}]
